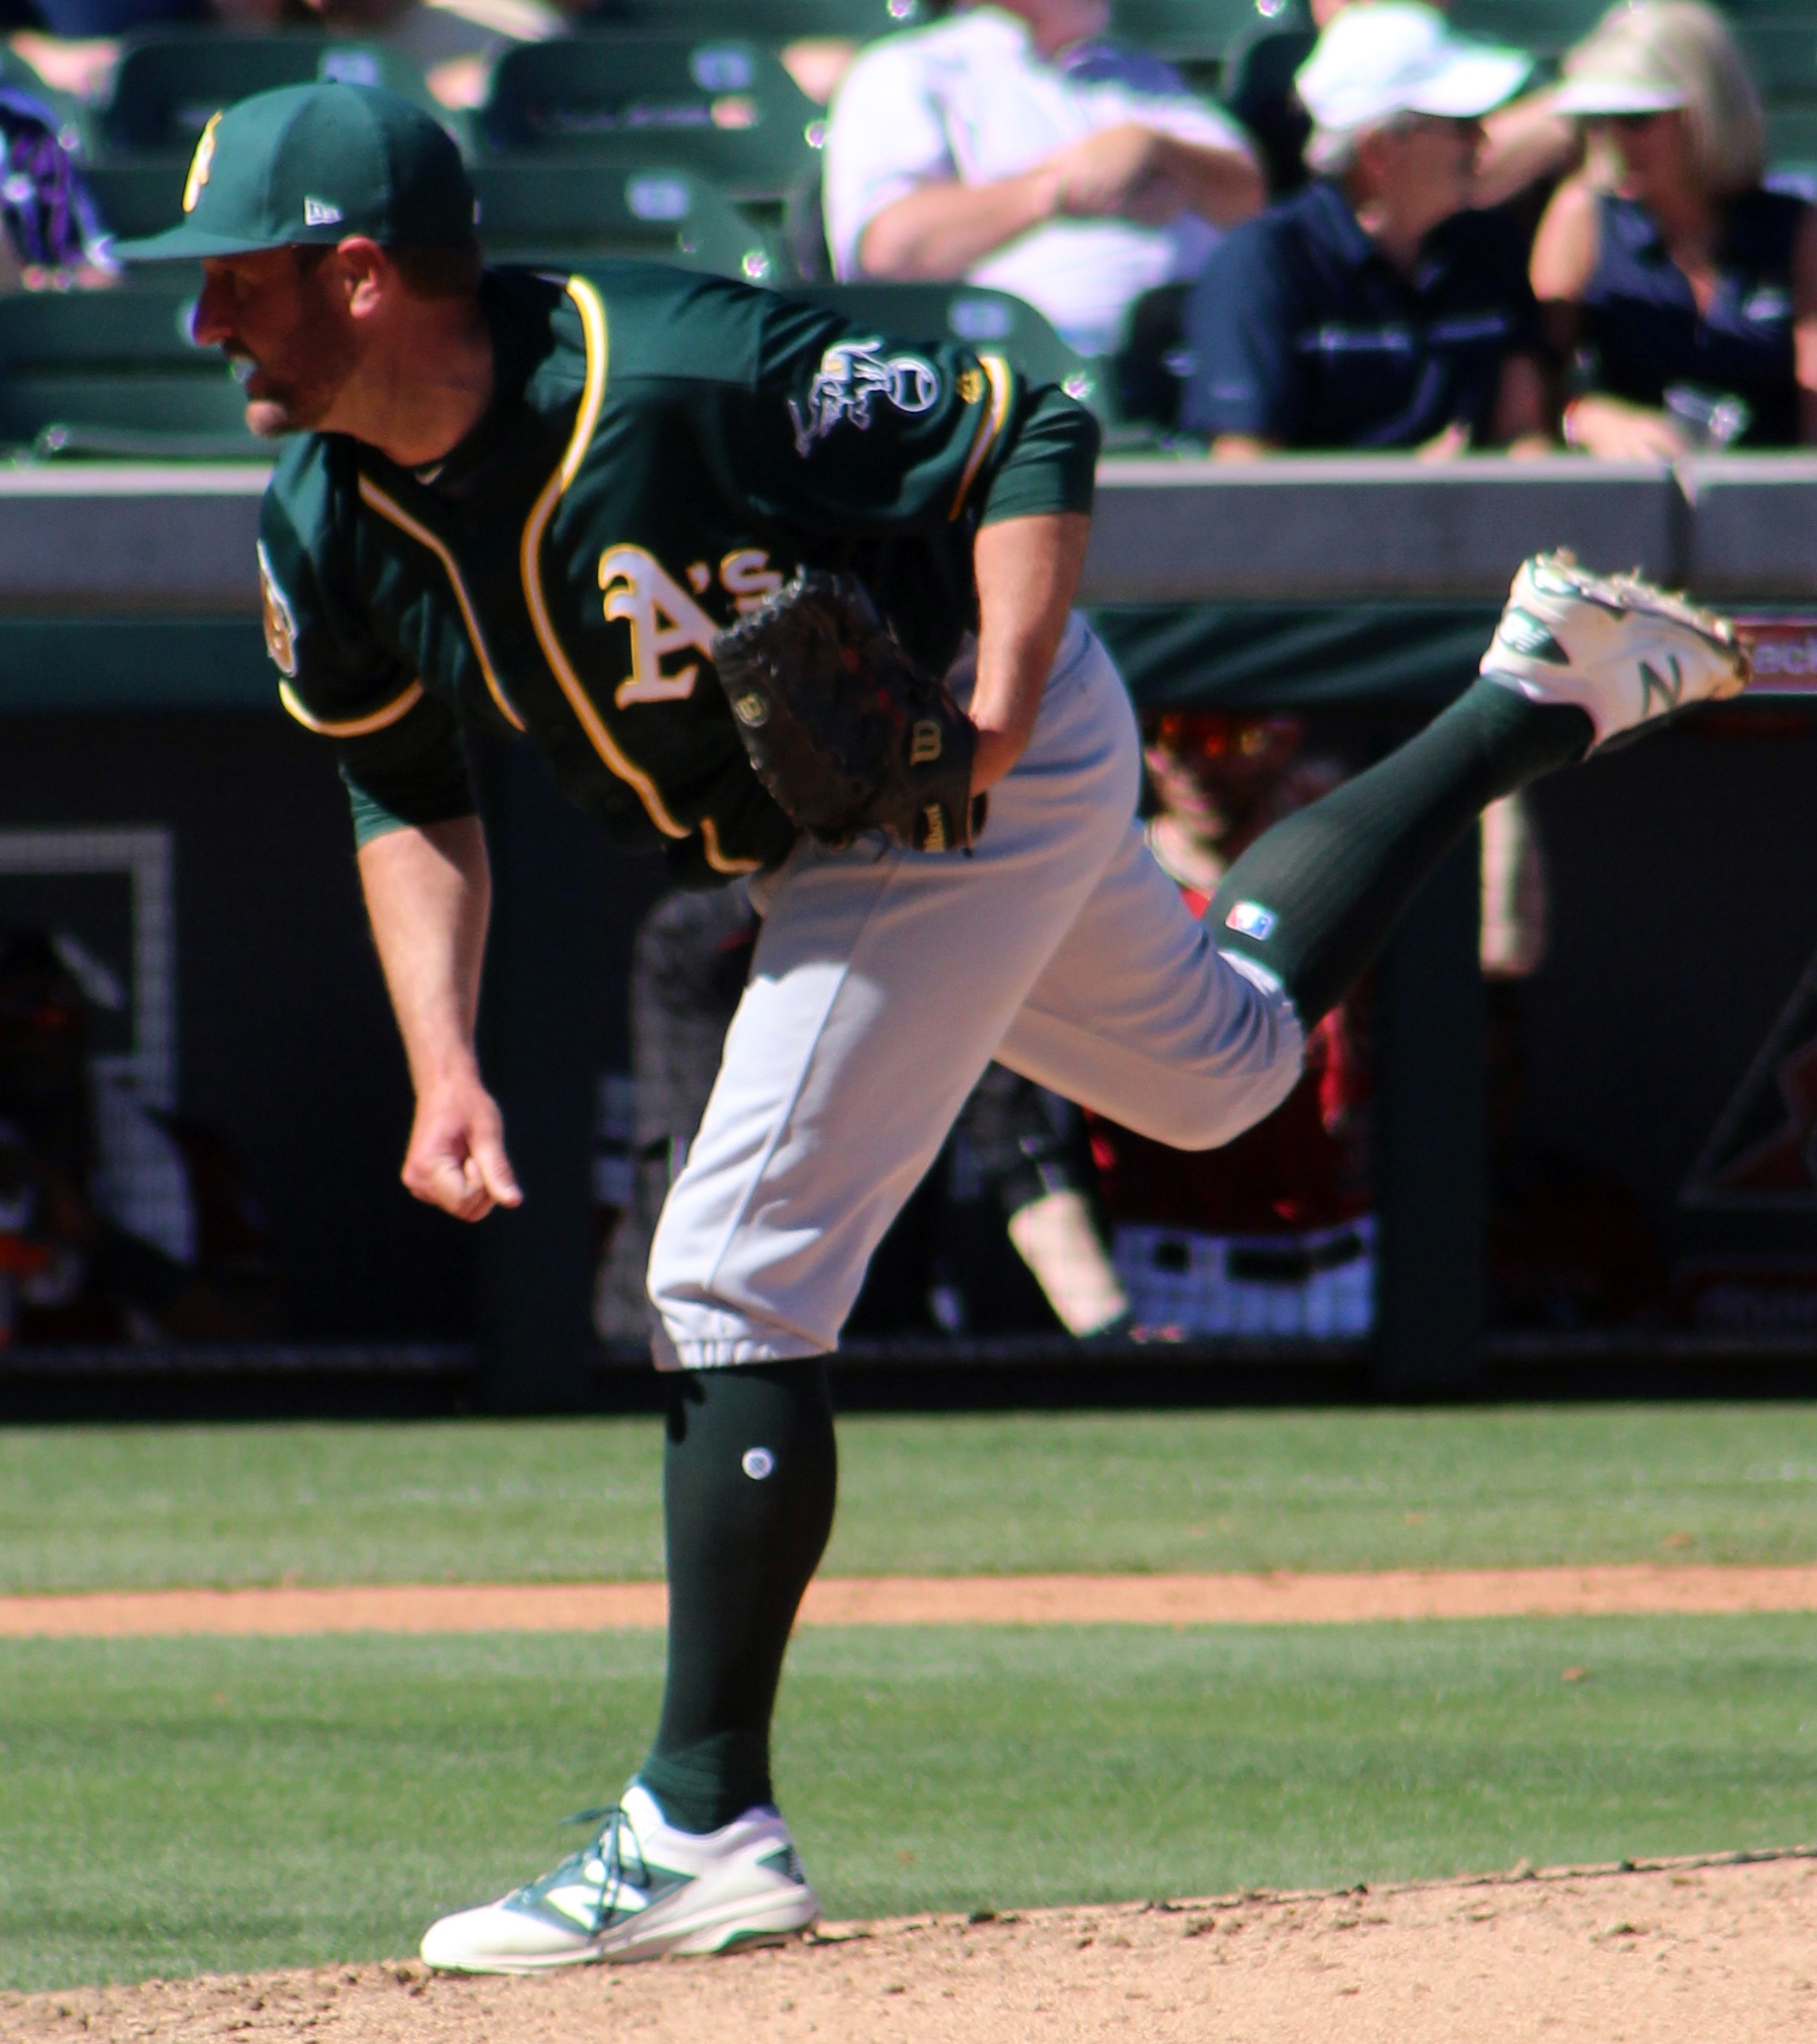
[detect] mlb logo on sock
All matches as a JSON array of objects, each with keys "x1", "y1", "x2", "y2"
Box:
[{"x1": 1226, "y1": 900, "x2": 1277, "y2": 941}]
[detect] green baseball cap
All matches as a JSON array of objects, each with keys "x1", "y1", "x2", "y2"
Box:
[{"x1": 113, "y1": 81, "x2": 476, "y2": 261}]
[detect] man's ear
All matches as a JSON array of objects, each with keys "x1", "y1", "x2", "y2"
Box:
[{"x1": 335, "y1": 236, "x2": 392, "y2": 320}]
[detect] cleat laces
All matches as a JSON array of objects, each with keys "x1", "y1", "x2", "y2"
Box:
[{"x1": 510, "y1": 1804, "x2": 655, "y2": 1935}]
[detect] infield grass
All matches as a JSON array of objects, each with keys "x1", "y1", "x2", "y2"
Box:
[
  {"x1": 3, "y1": 1617, "x2": 1815, "y2": 1992},
  {"x1": 5, "y1": 1403, "x2": 1817, "y2": 1591}
]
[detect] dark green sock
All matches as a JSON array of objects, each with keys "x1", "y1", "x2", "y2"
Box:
[
  {"x1": 1209, "y1": 680, "x2": 1593, "y2": 1028},
  {"x1": 638, "y1": 1361, "x2": 836, "y2": 1833}
]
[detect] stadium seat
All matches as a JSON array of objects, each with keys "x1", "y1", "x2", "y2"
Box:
[
  {"x1": 0, "y1": 370, "x2": 258, "y2": 460},
  {"x1": 1737, "y1": 20, "x2": 1817, "y2": 100},
  {"x1": 479, "y1": 36, "x2": 823, "y2": 200},
  {"x1": 98, "y1": 33, "x2": 440, "y2": 157},
  {"x1": 0, "y1": 281, "x2": 260, "y2": 459},
  {"x1": 0, "y1": 283, "x2": 207, "y2": 366},
  {"x1": 1447, "y1": 0, "x2": 1605, "y2": 54},
  {"x1": 578, "y1": 0, "x2": 931, "y2": 36},
  {"x1": 473, "y1": 161, "x2": 781, "y2": 278},
  {"x1": 1113, "y1": 0, "x2": 1283, "y2": 63}
]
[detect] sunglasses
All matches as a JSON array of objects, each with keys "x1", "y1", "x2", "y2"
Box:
[{"x1": 1152, "y1": 714, "x2": 1299, "y2": 761}]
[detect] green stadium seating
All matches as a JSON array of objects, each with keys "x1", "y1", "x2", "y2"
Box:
[
  {"x1": 98, "y1": 33, "x2": 440, "y2": 157},
  {"x1": 1113, "y1": 0, "x2": 1283, "y2": 62},
  {"x1": 0, "y1": 365, "x2": 258, "y2": 460},
  {"x1": 1446, "y1": 0, "x2": 1603, "y2": 53},
  {"x1": 1737, "y1": 19, "x2": 1817, "y2": 99},
  {"x1": 0, "y1": 283, "x2": 207, "y2": 365},
  {"x1": 479, "y1": 36, "x2": 823, "y2": 199},
  {"x1": 473, "y1": 161, "x2": 781, "y2": 278},
  {"x1": 1767, "y1": 101, "x2": 1817, "y2": 167},
  {"x1": 581, "y1": 0, "x2": 930, "y2": 37},
  {"x1": 0, "y1": 280, "x2": 260, "y2": 459}
]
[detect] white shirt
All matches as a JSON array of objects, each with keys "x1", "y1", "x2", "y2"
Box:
[{"x1": 824, "y1": 6, "x2": 1255, "y2": 358}]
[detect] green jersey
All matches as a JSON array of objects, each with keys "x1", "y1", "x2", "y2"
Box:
[{"x1": 258, "y1": 262, "x2": 1100, "y2": 885}]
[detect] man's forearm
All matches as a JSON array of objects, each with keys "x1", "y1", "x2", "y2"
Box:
[
  {"x1": 1150, "y1": 136, "x2": 1264, "y2": 228},
  {"x1": 858, "y1": 168, "x2": 1060, "y2": 279},
  {"x1": 356, "y1": 815, "x2": 491, "y2": 1095},
  {"x1": 968, "y1": 512, "x2": 1092, "y2": 791}
]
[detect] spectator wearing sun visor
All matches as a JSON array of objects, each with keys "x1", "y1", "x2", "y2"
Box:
[
  {"x1": 1181, "y1": 1, "x2": 1549, "y2": 456},
  {"x1": 1529, "y1": 0, "x2": 1817, "y2": 455}
]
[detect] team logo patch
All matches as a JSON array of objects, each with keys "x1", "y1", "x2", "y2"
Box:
[
  {"x1": 256, "y1": 542, "x2": 298, "y2": 678},
  {"x1": 1226, "y1": 900, "x2": 1277, "y2": 941},
  {"x1": 182, "y1": 111, "x2": 222, "y2": 214},
  {"x1": 788, "y1": 336, "x2": 940, "y2": 459}
]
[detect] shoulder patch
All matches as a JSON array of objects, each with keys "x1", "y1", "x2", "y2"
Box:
[
  {"x1": 257, "y1": 541, "x2": 299, "y2": 678},
  {"x1": 788, "y1": 336, "x2": 941, "y2": 459}
]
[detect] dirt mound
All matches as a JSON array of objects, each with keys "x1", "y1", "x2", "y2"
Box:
[{"x1": 7, "y1": 1852, "x2": 1814, "y2": 2043}]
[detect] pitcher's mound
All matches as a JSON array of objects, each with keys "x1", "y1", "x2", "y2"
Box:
[{"x1": 6, "y1": 1852, "x2": 1815, "y2": 2043}]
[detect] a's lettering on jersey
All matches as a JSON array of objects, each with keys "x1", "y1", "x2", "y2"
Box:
[
  {"x1": 598, "y1": 545, "x2": 719, "y2": 707},
  {"x1": 256, "y1": 541, "x2": 298, "y2": 677},
  {"x1": 788, "y1": 336, "x2": 940, "y2": 459},
  {"x1": 720, "y1": 548, "x2": 783, "y2": 615}
]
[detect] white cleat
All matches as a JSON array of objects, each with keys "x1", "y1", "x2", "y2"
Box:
[
  {"x1": 1480, "y1": 551, "x2": 1750, "y2": 750},
  {"x1": 419, "y1": 1784, "x2": 820, "y2": 1973}
]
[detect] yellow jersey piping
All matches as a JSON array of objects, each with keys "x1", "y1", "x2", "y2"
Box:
[
  {"x1": 951, "y1": 353, "x2": 1013, "y2": 520},
  {"x1": 279, "y1": 676, "x2": 424, "y2": 739},
  {"x1": 357, "y1": 476, "x2": 527, "y2": 734},
  {"x1": 519, "y1": 275, "x2": 690, "y2": 843},
  {"x1": 699, "y1": 816, "x2": 760, "y2": 875}
]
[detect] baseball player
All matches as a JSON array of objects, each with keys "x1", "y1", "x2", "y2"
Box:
[{"x1": 117, "y1": 80, "x2": 1748, "y2": 1971}]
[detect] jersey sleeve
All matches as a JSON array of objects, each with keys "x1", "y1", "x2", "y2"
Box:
[
  {"x1": 704, "y1": 291, "x2": 1099, "y2": 542},
  {"x1": 259, "y1": 466, "x2": 476, "y2": 847},
  {"x1": 822, "y1": 39, "x2": 957, "y2": 279},
  {"x1": 1179, "y1": 220, "x2": 1305, "y2": 441}
]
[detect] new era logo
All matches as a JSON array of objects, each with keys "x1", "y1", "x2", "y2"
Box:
[{"x1": 303, "y1": 196, "x2": 343, "y2": 227}]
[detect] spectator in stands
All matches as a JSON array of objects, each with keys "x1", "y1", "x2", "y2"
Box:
[
  {"x1": 1223, "y1": 0, "x2": 1577, "y2": 208},
  {"x1": 293, "y1": 0, "x2": 561, "y2": 110},
  {"x1": 1532, "y1": 0, "x2": 1817, "y2": 455},
  {"x1": 823, "y1": 0, "x2": 1265, "y2": 359},
  {"x1": 1182, "y1": 1, "x2": 1549, "y2": 456}
]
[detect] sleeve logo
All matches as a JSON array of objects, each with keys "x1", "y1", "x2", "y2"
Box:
[
  {"x1": 256, "y1": 541, "x2": 299, "y2": 677},
  {"x1": 789, "y1": 337, "x2": 940, "y2": 459}
]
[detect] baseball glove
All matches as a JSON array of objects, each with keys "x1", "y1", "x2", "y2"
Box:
[{"x1": 712, "y1": 568, "x2": 986, "y2": 854}]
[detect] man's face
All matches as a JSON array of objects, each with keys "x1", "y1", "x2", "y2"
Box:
[
  {"x1": 192, "y1": 246, "x2": 360, "y2": 438},
  {"x1": 1371, "y1": 113, "x2": 1483, "y2": 229},
  {"x1": 1144, "y1": 715, "x2": 1304, "y2": 843}
]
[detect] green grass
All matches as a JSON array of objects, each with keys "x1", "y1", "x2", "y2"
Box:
[
  {"x1": 2, "y1": 1618, "x2": 1814, "y2": 1992},
  {"x1": 4, "y1": 1405, "x2": 1817, "y2": 1590}
]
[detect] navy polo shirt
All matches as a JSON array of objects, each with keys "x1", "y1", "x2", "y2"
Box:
[
  {"x1": 1581, "y1": 188, "x2": 1807, "y2": 448},
  {"x1": 1182, "y1": 180, "x2": 1538, "y2": 448}
]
